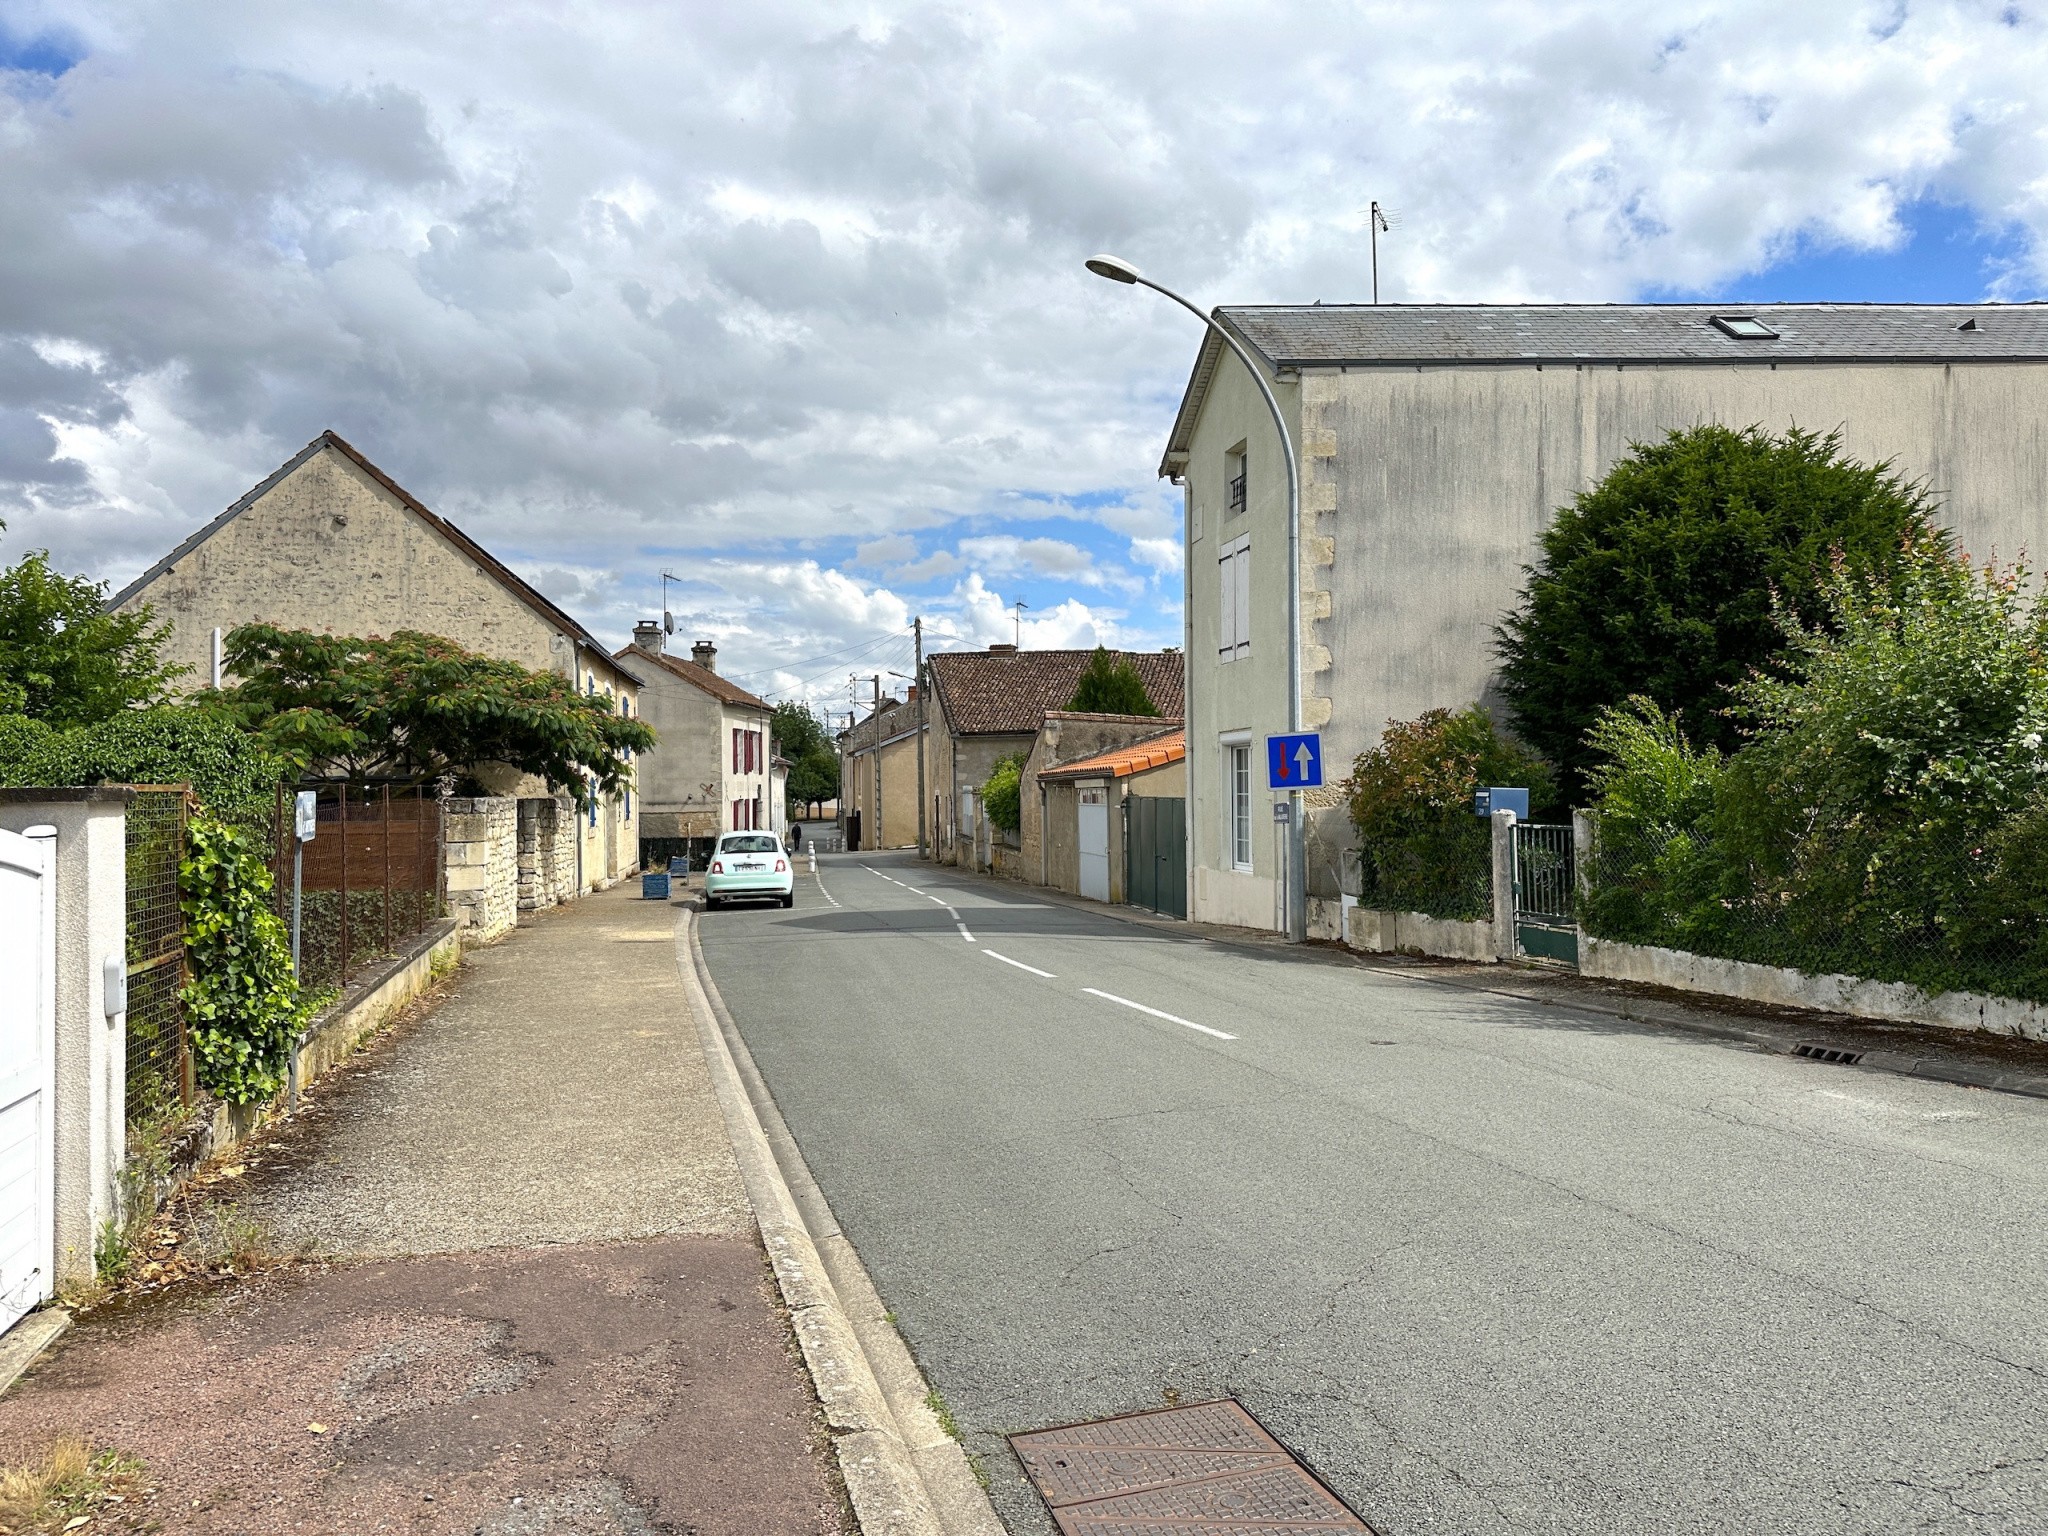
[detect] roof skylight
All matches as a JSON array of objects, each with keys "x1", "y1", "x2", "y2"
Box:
[{"x1": 1711, "y1": 315, "x2": 1779, "y2": 340}]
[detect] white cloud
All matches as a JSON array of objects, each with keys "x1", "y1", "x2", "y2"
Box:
[
  {"x1": 1130, "y1": 535, "x2": 1181, "y2": 575},
  {"x1": 2, "y1": 0, "x2": 2047, "y2": 653}
]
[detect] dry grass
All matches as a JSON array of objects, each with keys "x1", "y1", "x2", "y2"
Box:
[{"x1": 0, "y1": 1432, "x2": 147, "y2": 1533}]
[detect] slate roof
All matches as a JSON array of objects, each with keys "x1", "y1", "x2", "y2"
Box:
[
  {"x1": 1164, "y1": 302, "x2": 2048, "y2": 474},
  {"x1": 110, "y1": 430, "x2": 631, "y2": 683},
  {"x1": 613, "y1": 646, "x2": 771, "y2": 711},
  {"x1": 1039, "y1": 728, "x2": 1186, "y2": 782},
  {"x1": 926, "y1": 649, "x2": 1184, "y2": 736}
]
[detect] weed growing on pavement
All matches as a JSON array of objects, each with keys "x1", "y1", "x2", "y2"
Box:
[
  {"x1": 0, "y1": 1433, "x2": 148, "y2": 1534},
  {"x1": 91, "y1": 1219, "x2": 133, "y2": 1286},
  {"x1": 205, "y1": 1202, "x2": 278, "y2": 1273},
  {"x1": 922, "y1": 1390, "x2": 990, "y2": 1490}
]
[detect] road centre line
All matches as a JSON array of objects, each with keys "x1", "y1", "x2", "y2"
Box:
[
  {"x1": 982, "y1": 950, "x2": 1056, "y2": 978},
  {"x1": 956, "y1": 922, "x2": 976, "y2": 942},
  {"x1": 1082, "y1": 987, "x2": 1237, "y2": 1041}
]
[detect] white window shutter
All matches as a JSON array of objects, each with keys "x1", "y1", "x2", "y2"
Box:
[
  {"x1": 1232, "y1": 544, "x2": 1252, "y2": 658},
  {"x1": 1218, "y1": 547, "x2": 1236, "y2": 657}
]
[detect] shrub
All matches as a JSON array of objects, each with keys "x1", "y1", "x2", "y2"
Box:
[
  {"x1": 0, "y1": 543, "x2": 184, "y2": 725},
  {"x1": 0, "y1": 707, "x2": 283, "y2": 832},
  {"x1": 1345, "y1": 705, "x2": 1554, "y2": 920},
  {"x1": 179, "y1": 814, "x2": 310, "y2": 1105},
  {"x1": 1582, "y1": 543, "x2": 2048, "y2": 999},
  {"x1": 1497, "y1": 424, "x2": 1939, "y2": 797},
  {"x1": 981, "y1": 752, "x2": 1026, "y2": 834}
]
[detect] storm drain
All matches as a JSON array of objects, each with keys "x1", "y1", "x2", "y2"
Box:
[
  {"x1": 1793, "y1": 1042, "x2": 1866, "y2": 1065},
  {"x1": 1009, "y1": 1398, "x2": 1374, "y2": 1533}
]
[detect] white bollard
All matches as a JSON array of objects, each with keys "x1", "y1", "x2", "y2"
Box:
[{"x1": 809, "y1": 849, "x2": 817, "y2": 874}]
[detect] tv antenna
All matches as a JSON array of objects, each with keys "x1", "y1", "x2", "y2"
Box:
[
  {"x1": 1368, "y1": 202, "x2": 1400, "y2": 304},
  {"x1": 1012, "y1": 599, "x2": 1028, "y2": 648},
  {"x1": 660, "y1": 571, "x2": 683, "y2": 648}
]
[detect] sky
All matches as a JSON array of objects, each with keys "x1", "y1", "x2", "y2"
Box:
[{"x1": 3, "y1": 1, "x2": 2047, "y2": 711}]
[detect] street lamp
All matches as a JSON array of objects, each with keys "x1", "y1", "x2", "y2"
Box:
[{"x1": 1086, "y1": 253, "x2": 1307, "y2": 943}]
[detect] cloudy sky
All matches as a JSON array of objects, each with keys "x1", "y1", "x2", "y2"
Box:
[{"x1": 3, "y1": 1, "x2": 2046, "y2": 708}]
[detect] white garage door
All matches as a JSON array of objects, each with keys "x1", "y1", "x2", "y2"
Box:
[
  {"x1": 0, "y1": 828, "x2": 55, "y2": 1334},
  {"x1": 1078, "y1": 788, "x2": 1110, "y2": 903}
]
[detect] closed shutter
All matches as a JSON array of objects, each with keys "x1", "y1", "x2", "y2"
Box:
[
  {"x1": 1218, "y1": 543, "x2": 1237, "y2": 657},
  {"x1": 1232, "y1": 543, "x2": 1251, "y2": 659}
]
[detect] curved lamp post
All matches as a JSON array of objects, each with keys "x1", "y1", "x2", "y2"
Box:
[{"x1": 1085, "y1": 254, "x2": 1306, "y2": 943}]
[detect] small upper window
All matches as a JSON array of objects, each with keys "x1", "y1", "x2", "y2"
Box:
[
  {"x1": 1225, "y1": 443, "x2": 1248, "y2": 515},
  {"x1": 1711, "y1": 315, "x2": 1778, "y2": 340}
]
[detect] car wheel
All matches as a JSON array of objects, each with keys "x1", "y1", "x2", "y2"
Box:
[
  {"x1": 781, "y1": 892, "x2": 794, "y2": 908},
  {"x1": 704, "y1": 895, "x2": 720, "y2": 911}
]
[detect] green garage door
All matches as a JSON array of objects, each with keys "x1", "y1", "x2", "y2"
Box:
[{"x1": 1125, "y1": 796, "x2": 1187, "y2": 919}]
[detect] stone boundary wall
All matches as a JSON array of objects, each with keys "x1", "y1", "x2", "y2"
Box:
[
  {"x1": 1581, "y1": 936, "x2": 2048, "y2": 1042},
  {"x1": 1346, "y1": 906, "x2": 1497, "y2": 963},
  {"x1": 443, "y1": 796, "x2": 518, "y2": 939},
  {"x1": 517, "y1": 797, "x2": 576, "y2": 913}
]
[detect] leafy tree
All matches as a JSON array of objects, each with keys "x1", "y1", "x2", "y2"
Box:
[
  {"x1": 0, "y1": 533, "x2": 184, "y2": 725},
  {"x1": 771, "y1": 700, "x2": 829, "y2": 762},
  {"x1": 788, "y1": 743, "x2": 840, "y2": 817},
  {"x1": 981, "y1": 751, "x2": 1027, "y2": 833},
  {"x1": 208, "y1": 625, "x2": 655, "y2": 803},
  {"x1": 1496, "y1": 424, "x2": 1939, "y2": 798},
  {"x1": 1064, "y1": 647, "x2": 1157, "y2": 716},
  {"x1": 1343, "y1": 705, "x2": 1554, "y2": 920}
]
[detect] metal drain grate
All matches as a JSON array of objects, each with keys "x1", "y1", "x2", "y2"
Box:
[
  {"x1": 1793, "y1": 1042, "x2": 1866, "y2": 1065},
  {"x1": 1010, "y1": 1398, "x2": 1374, "y2": 1533}
]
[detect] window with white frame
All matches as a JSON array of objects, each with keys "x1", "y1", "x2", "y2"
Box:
[
  {"x1": 1218, "y1": 535, "x2": 1251, "y2": 661},
  {"x1": 1225, "y1": 740, "x2": 1252, "y2": 871},
  {"x1": 1225, "y1": 443, "x2": 1247, "y2": 515}
]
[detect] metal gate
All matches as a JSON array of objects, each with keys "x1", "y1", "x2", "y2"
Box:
[
  {"x1": 1125, "y1": 796, "x2": 1186, "y2": 919},
  {"x1": 0, "y1": 826, "x2": 56, "y2": 1334},
  {"x1": 1512, "y1": 822, "x2": 1578, "y2": 966}
]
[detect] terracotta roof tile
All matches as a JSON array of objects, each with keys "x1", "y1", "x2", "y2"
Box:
[
  {"x1": 927, "y1": 649, "x2": 1183, "y2": 736},
  {"x1": 614, "y1": 646, "x2": 772, "y2": 710},
  {"x1": 1040, "y1": 729, "x2": 1186, "y2": 781}
]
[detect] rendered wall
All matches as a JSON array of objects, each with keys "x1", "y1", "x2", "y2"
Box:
[{"x1": 0, "y1": 794, "x2": 128, "y2": 1288}]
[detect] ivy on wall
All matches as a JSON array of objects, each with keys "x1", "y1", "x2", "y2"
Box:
[{"x1": 179, "y1": 814, "x2": 311, "y2": 1104}]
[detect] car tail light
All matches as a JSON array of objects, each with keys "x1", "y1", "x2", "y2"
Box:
[
  {"x1": 710, "y1": 860, "x2": 723, "y2": 874},
  {"x1": 774, "y1": 859, "x2": 787, "y2": 872}
]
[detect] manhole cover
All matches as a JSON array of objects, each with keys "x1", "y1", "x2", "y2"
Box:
[{"x1": 1009, "y1": 1398, "x2": 1374, "y2": 1533}]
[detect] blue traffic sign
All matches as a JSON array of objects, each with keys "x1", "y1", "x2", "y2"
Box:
[{"x1": 1267, "y1": 732, "x2": 1324, "y2": 789}]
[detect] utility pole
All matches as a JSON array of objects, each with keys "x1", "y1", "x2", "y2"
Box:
[
  {"x1": 1012, "y1": 600, "x2": 1027, "y2": 648},
  {"x1": 870, "y1": 674, "x2": 883, "y2": 850},
  {"x1": 914, "y1": 617, "x2": 927, "y2": 860}
]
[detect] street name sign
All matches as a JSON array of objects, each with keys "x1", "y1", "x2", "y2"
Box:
[{"x1": 1266, "y1": 732, "x2": 1324, "y2": 789}]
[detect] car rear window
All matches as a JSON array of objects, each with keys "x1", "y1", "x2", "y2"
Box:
[{"x1": 721, "y1": 835, "x2": 780, "y2": 853}]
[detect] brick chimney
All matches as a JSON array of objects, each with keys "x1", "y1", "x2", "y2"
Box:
[
  {"x1": 691, "y1": 640, "x2": 718, "y2": 672},
  {"x1": 631, "y1": 620, "x2": 662, "y2": 653},
  {"x1": 988, "y1": 642, "x2": 1017, "y2": 655}
]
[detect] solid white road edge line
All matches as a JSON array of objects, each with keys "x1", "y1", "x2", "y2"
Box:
[
  {"x1": 1082, "y1": 987, "x2": 1237, "y2": 1040},
  {"x1": 983, "y1": 950, "x2": 1056, "y2": 978}
]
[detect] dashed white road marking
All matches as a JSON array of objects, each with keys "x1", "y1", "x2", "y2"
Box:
[
  {"x1": 956, "y1": 921, "x2": 976, "y2": 942},
  {"x1": 1082, "y1": 987, "x2": 1236, "y2": 1040},
  {"x1": 865, "y1": 863, "x2": 975, "y2": 935},
  {"x1": 983, "y1": 950, "x2": 1056, "y2": 978}
]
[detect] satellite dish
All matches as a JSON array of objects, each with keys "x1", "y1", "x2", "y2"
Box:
[{"x1": 663, "y1": 611, "x2": 674, "y2": 635}]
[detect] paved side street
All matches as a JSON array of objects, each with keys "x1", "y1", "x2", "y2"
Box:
[{"x1": 0, "y1": 886, "x2": 849, "y2": 1536}]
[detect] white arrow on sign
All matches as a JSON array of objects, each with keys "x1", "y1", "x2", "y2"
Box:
[{"x1": 1294, "y1": 743, "x2": 1314, "y2": 774}]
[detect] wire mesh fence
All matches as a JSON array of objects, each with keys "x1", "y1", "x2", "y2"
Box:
[
  {"x1": 124, "y1": 786, "x2": 193, "y2": 1123},
  {"x1": 1355, "y1": 819, "x2": 1493, "y2": 921},
  {"x1": 270, "y1": 784, "x2": 444, "y2": 995},
  {"x1": 1582, "y1": 813, "x2": 2048, "y2": 1004}
]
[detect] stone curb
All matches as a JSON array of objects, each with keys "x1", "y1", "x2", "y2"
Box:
[{"x1": 675, "y1": 909, "x2": 1002, "y2": 1536}]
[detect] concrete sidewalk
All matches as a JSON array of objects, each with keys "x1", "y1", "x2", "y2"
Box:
[{"x1": 0, "y1": 885, "x2": 851, "y2": 1536}]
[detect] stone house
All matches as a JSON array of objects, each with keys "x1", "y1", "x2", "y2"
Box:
[
  {"x1": 1037, "y1": 728, "x2": 1186, "y2": 913},
  {"x1": 108, "y1": 430, "x2": 639, "y2": 901},
  {"x1": 613, "y1": 631, "x2": 777, "y2": 861},
  {"x1": 1017, "y1": 712, "x2": 1184, "y2": 886},
  {"x1": 837, "y1": 692, "x2": 922, "y2": 852},
  {"x1": 925, "y1": 645, "x2": 1183, "y2": 866},
  {"x1": 1163, "y1": 302, "x2": 2048, "y2": 937}
]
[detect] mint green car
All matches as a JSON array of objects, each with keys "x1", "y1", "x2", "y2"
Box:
[{"x1": 704, "y1": 832, "x2": 794, "y2": 910}]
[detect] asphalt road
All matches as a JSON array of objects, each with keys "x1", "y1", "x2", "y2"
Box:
[{"x1": 697, "y1": 850, "x2": 2048, "y2": 1536}]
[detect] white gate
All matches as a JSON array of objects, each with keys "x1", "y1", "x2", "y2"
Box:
[
  {"x1": 0, "y1": 827, "x2": 55, "y2": 1333},
  {"x1": 1078, "y1": 788, "x2": 1110, "y2": 903}
]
